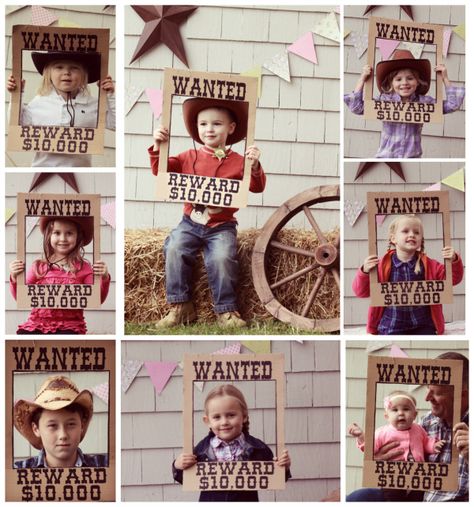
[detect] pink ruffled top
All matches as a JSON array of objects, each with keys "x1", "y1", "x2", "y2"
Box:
[{"x1": 10, "y1": 261, "x2": 110, "y2": 334}]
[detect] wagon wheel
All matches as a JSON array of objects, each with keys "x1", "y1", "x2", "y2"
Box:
[{"x1": 252, "y1": 185, "x2": 340, "y2": 332}]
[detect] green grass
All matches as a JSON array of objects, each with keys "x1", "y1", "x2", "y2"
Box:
[{"x1": 125, "y1": 319, "x2": 323, "y2": 335}]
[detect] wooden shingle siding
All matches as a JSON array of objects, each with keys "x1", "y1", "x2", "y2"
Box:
[
  {"x1": 5, "y1": 173, "x2": 116, "y2": 335},
  {"x1": 345, "y1": 340, "x2": 468, "y2": 495},
  {"x1": 344, "y1": 5, "x2": 465, "y2": 158},
  {"x1": 124, "y1": 5, "x2": 340, "y2": 231},
  {"x1": 344, "y1": 162, "x2": 465, "y2": 329},
  {"x1": 121, "y1": 340, "x2": 340, "y2": 501}
]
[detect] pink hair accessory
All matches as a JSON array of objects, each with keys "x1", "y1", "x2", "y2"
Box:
[{"x1": 384, "y1": 393, "x2": 416, "y2": 411}]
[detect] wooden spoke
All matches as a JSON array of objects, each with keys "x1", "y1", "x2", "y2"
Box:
[
  {"x1": 331, "y1": 268, "x2": 340, "y2": 289},
  {"x1": 303, "y1": 206, "x2": 327, "y2": 244},
  {"x1": 301, "y1": 268, "x2": 327, "y2": 317},
  {"x1": 270, "y1": 262, "x2": 319, "y2": 290},
  {"x1": 270, "y1": 240, "x2": 315, "y2": 258}
]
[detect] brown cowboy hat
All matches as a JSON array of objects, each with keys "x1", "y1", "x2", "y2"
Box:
[
  {"x1": 182, "y1": 98, "x2": 249, "y2": 145},
  {"x1": 376, "y1": 49, "x2": 431, "y2": 95},
  {"x1": 13, "y1": 376, "x2": 93, "y2": 450},
  {"x1": 31, "y1": 51, "x2": 101, "y2": 83},
  {"x1": 39, "y1": 216, "x2": 94, "y2": 246}
]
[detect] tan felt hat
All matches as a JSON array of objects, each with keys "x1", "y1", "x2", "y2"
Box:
[{"x1": 39, "y1": 216, "x2": 94, "y2": 247}]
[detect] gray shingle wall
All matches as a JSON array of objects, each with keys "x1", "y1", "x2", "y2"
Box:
[
  {"x1": 124, "y1": 5, "x2": 340, "y2": 230},
  {"x1": 344, "y1": 5, "x2": 465, "y2": 158},
  {"x1": 344, "y1": 161, "x2": 465, "y2": 329},
  {"x1": 121, "y1": 340, "x2": 340, "y2": 501}
]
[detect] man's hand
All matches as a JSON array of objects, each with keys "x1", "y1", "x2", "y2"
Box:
[
  {"x1": 374, "y1": 440, "x2": 404, "y2": 460},
  {"x1": 453, "y1": 422, "x2": 469, "y2": 462}
]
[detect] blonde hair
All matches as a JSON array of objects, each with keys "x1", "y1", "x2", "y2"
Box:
[
  {"x1": 204, "y1": 384, "x2": 249, "y2": 433},
  {"x1": 37, "y1": 61, "x2": 89, "y2": 96},
  {"x1": 387, "y1": 214, "x2": 424, "y2": 274},
  {"x1": 381, "y1": 67, "x2": 429, "y2": 95}
]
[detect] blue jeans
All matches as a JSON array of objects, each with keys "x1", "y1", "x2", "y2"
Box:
[
  {"x1": 346, "y1": 489, "x2": 385, "y2": 502},
  {"x1": 164, "y1": 216, "x2": 239, "y2": 313}
]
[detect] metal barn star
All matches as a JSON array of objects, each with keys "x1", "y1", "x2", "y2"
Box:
[
  {"x1": 363, "y1": 6, "x2": 414, "y2": 21},
  {"x1": 355, "y1": 162, "x2": 405, "y2": 181}
]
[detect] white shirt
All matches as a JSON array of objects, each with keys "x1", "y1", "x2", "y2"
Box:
[{"x1": 19, "y1": 90, "x2": 116, "y2": 167}]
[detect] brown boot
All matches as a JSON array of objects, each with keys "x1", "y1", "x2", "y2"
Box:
[
  {"x1": 155, "y1": 302, "x2": 197, "y2": 329},
  {"x1": 216, "y1": 311, "x2": 247, "y2": 328}
]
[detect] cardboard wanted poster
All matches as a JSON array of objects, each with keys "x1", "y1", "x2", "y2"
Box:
[
  {"x1": 182, "y1": 354, "x2": 286, "y2": 492},
  {"x1": 363, "y1": 355, "x2": 462, "y2": 492},
  {"x1": 16, "y1": 192, "x2": 101, "y2": 309},
  {"x1": 157, "y1": 68, "x2": 258, "y2": 209},
  {"x1": 8, "y1": 25, "x2": 109, "y2": 155},
  {"x1": 367, "y1": 191, "x2": 453, "y2": 307},
  {"x1": 6, "y1": 340, "x2": 116, "y2": 501},
  {"x1": 364, "y1": 17, "x2": 444, "y2": 124}
]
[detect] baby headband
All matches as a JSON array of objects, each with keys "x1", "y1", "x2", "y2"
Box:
[{"x1": 384, "y1": 393, "x2": 416, "y2": 410}]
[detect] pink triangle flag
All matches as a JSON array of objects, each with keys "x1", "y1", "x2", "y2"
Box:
[
  {"x1": 213, "y1": 343, "x2": 241, "y2": 355},
  {"x1": 443, "y1": 27, "x2": 452, "y2": 58},
  {"x1": 122, "y1": 360, "x2": 143, "y2": 393},
  {"x1": 424, "y1": 182, "x2": 441, "y2": 191},
  {"x1": 144, "y1": 361, "x2": 178, "y2": 395},
  {"x1": 92, "y1": 382, "x2": 109, "y2": 404},
  {"x1": 287, "y1": 32, "x2": 317, "y2": 64},
  {"x1": 31, "y1": 5, "x2": 58, "y2": 26},
  {"x1": 390, "y1": 344, "x2": 409, "y2": 358},
  {"x1": 145, "y1": 88, "x2": 163, "y2": 119},
  {"x1": 101, "y1": 201, "x2": 116, "y2": 229},
  {"x1": 376, "y1": 38, "x2": 399, "y2": 61},
  {"x1": 376, "y1": 214, "x2": 386, "y2": 226}
]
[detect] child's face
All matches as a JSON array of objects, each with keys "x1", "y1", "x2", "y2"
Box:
[
  {"x1": 49, "y1": 60, "x2": 85, "y2": 94},
  {"x1": 391, "y1": 69, "x2": 419, "y2": 98},
  {"x1": 32, "y1": 408, "x2": 83, "y2": 467},
  {"x1": 384, "y1": 397, "x2": 417, "y2": 430},
  {"x1": 203, "y1": 395, "x2": 246, "y2": 442},
  {"x1": 390, "y1": 217, "x2": 423, "y2": 256},
  {"x1": 50, "y1": 220, "x2": 78, "y2": 257},
  {"x1": 197, "y1": 108, "x2": 236, "y2": 149}
]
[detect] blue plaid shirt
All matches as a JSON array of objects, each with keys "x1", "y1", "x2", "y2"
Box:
[
  {"x1": 14, "y1": 448, "x2": 108, "y2": 468},
  {"x1": 210, "y1": 433, "x2": 246, "y2": 462},
  {"x1": 378, "y1": 253, "x2": 434, "y2": 334},
  {"x1": 421, "y1": 411, "x2": 469, "y2": 501}
]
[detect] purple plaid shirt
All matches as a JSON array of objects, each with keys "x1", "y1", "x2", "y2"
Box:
[
  {"x1": 210, "y1": 433, "x2": 246, "y2": 462},
  {"x1": 344, "y1": 86, "x2": 465, "y2": 158},
  {"x1": 377, "y1": 253, "x2": 434, "y2": 334}
]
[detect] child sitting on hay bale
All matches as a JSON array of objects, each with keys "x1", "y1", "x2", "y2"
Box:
[{"x1": 149, "y1": 98, "x2": 266, "y2": 328}]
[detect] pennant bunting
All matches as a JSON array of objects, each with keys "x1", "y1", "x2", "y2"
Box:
[
  {"x1": 125, "y1": 85, "x2": 143, "y2": 115},
  {"x1": 398, "y1": 41, "x2": 424, "y2": 59},
  {"x1": 443, "y1": 27, "x2": 452, "y2": 58},
  {"x1": 390, "y1": 344, "x2": 409, "y2": 358},
  {"x1": 26, "y1": 216, "x2": 39, "y2": 237},
  {"x1": 145, "y1": 88, "x2": 163, "y2": 119},
  {"x1": 344, "y1": 28, "x2": 352, "y2": 39},
  {"x1": 287, "y1": 32, "x2": 317, "y2": 64},
  {"x1": 241, "y1": 66, "x2": 262, "y2": 97},
  {"x1": 424, "y1": 182, "x2": 441, "y2": 192},
  {"x1": 92, "y1": 382, "x2": 109, "y2": 404},
  {"x1": 376, "y1": 38, "x2": 399, "y2": 60},
  {"x1": 349, "y1": 31, "x2": 368, "y2": 59},
  {"x1": 366, "y1": 341, "x2": 391, "y2": 353},
  {"x1": 313, "y1": 12, "x2": 340, "y2": 42},
  {"x1": 262, "y1": 51, "x2": 291, "y2": 82},
  {"x1": 5, "y1": 208, "x2": 15, "y2": 224},
  {"x1": 144, "y1": 361, "x2": 178, "y2": 395},
  {"x1": 375, "y1": 214, "x2": 386, "y2": 226},
  {"x1": 241, "y1": 341, "x2": 271, "y2": 354},
  {"x1": 441, "y1": 168, "x2": 464, "y2": 192},
  {"x1": 295, "y1": 340, "x2": 304, "y2": 344},
  {"x1": 194, "y1": 381, "x2": 204, "y2": 392},
  {"x1": 121, "y1": 359, "x2": 143, "y2": 393},
  {"x1": 452, "y1": 23, "x2": 465, "y2": 40},
  {"x1": 57, "y1": 18, "x2": 82, "y2": 28},
  {"x1": 31, "y1": 5, "x2": 58, "y2": 26},
  {"x1": 344, "y1": 200, "x2": 365, "y2": 227},
  {"x1": 213, "y1": 343, "x2": 241, "y2": 355},
  {"x1": 101, "y1": 201, "x2": 116, "y2": 229}
]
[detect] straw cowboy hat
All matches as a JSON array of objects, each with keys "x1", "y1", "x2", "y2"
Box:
[
  {"x1": 31, "y1": 51, "x2": 101, "y2": 83},
  {"x1": 39, "y1": 216, "x2": 94, "y2": 246},
  {"x1": 376, "y1": 49, "x2": 431, "y2": 95},
  {"x1": 13, "y1": 376, "x2": 93, "y2": 450},
  {"x1": 182, "y1": 98, "x2": 249, "y2": 145}
]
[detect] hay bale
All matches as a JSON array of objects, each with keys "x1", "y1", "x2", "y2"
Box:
[{"x1": 125, "y1": 228, "x2": 340, "y2": 324}]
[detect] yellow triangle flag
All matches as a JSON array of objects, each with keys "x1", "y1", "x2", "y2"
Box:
[
  {"x1": 344, "y1": 28, "x2": 352, "y2": 39},
  {"x1": 5, "y1": 208, "x2": 15, "y2": 224},
  {"x1": 241, "y1": 65, "x2": 262, "y2": 97},
  {"x1": 452, "y1": 23, "x2": 465, "y2": 40},
  {"x1": 241, "y1": 341, "x2": 271, "y2": 354},
  {"x1": 441, "y1": 168, "x2": 464, "y2": 192},
  {"x1": 57, "y1": 18, "x2": 82, "y2": 28}
]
